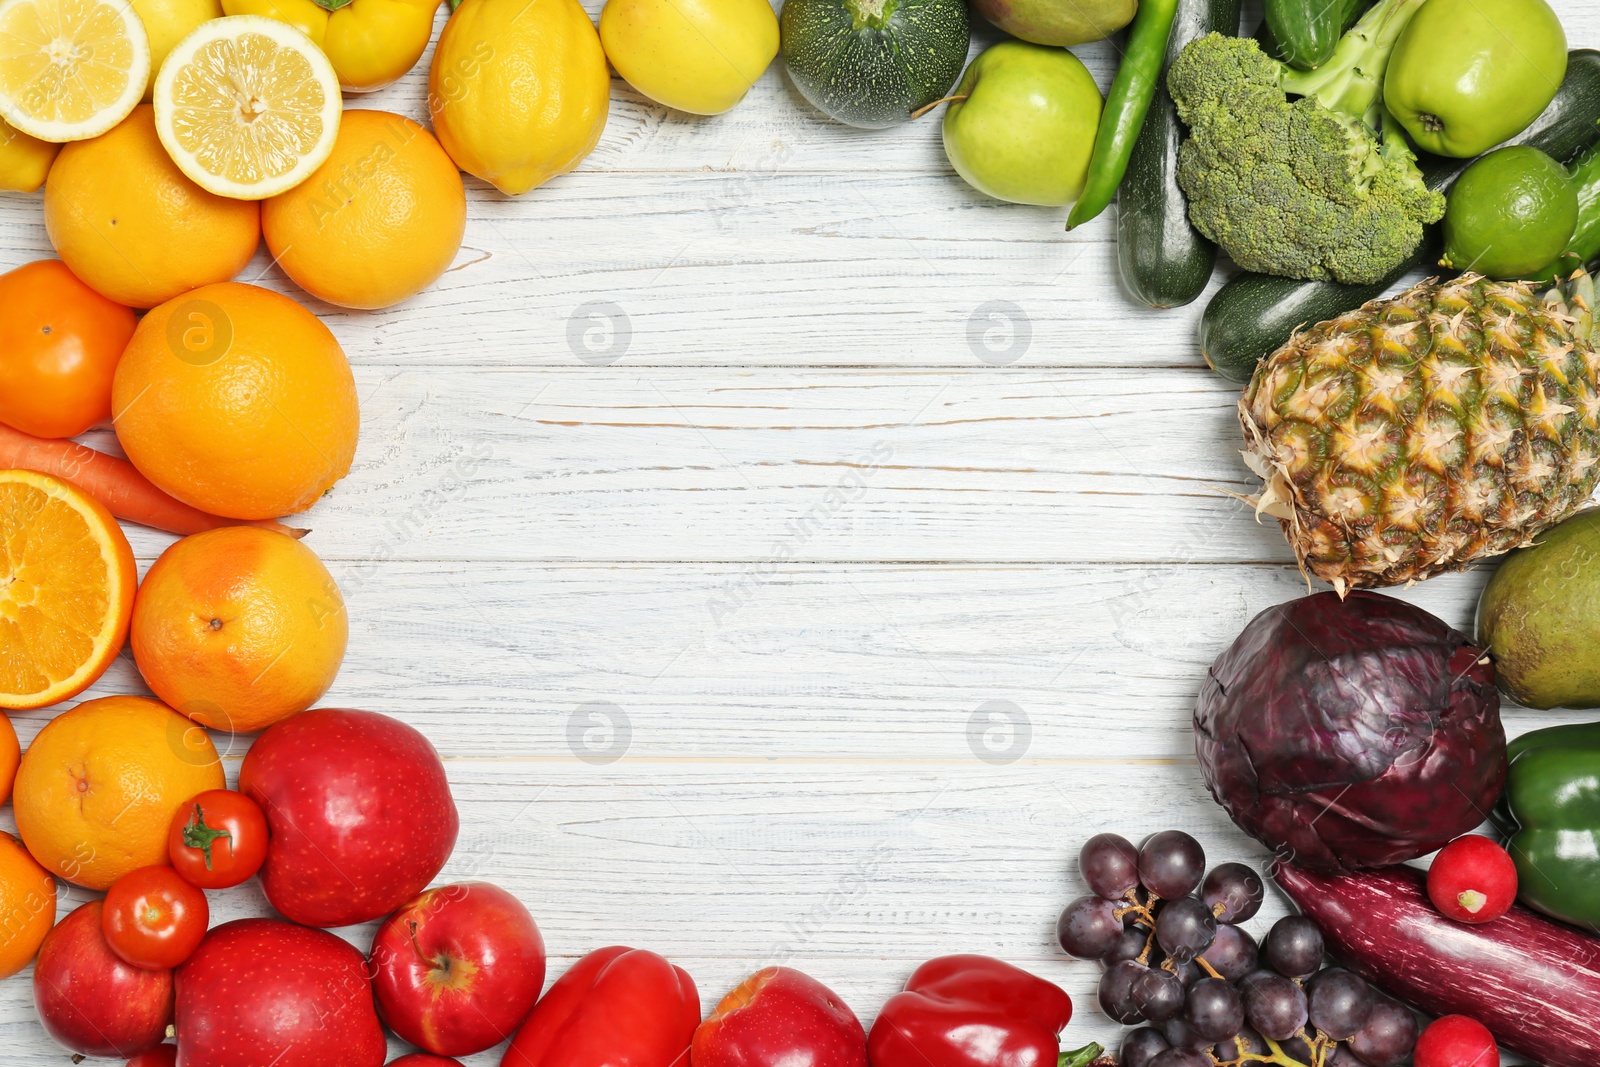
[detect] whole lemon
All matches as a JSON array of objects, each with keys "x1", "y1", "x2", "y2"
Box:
[
  {"x1": 600, "y1": 0, "x2": 777, "y2": 115},
  {"x1": 263, "y1": 110, "x2": 466, "y2": 310},
  {"x1": 112, "y1": 282, "x2": 359, "y2": 519},
  {"x1": 429, "y1": 0, "x2": 610, "y2": 196},
  {"x1": 44, "y1": 106, "x2": 260, "y2": 309},
  {"x1": 13, "y1": 695, "x2": 224, "y2": 890},
  {"x1": 0, "y1": 117, "x2": 58, "y2": 193},
  {"x1": 131, "y1": 0, "x2": 223, "y2": 99},
  {"x1": 132, "y1": 526, "x2": 348, "y2": 733}
]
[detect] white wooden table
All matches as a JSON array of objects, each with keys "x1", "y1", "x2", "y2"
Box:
[{"x1": 4, "y1": 1, "x2": 1597, "y2": 1060}]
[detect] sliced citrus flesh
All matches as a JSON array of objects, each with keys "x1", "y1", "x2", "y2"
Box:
[
  {"x1": 152, "y1": 14, "x2": 339, "y2": 199},
  {"x1": 0, "y1": 469, "x2": 136, "y2": 710},
  {"x1": 0, "y1": 0, "x2": 149, "y2": 141}
]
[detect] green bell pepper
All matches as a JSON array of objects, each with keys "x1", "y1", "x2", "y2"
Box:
[{"x1": 1494, "y1": 722, "x2": 1600, "y2": 931}]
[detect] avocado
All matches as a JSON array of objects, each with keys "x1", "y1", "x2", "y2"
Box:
[{"x1": 1478, "y1": 509, "x2": 1600, "y2": 709}]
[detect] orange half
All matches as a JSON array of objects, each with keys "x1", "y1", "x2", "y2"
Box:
[{"x1": 0, "y1": 469, "x2": 136, "y2": 709}]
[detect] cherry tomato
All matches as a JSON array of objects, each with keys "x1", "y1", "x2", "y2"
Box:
[
  {"x1": 168, "y1": 789, "x2": 269, "y2": 889},
  {"x1": 126, "y1": 1045, "x2": 178, "y2": 1067},
  {"x1": 102, "y1": 865, "x2": 209, "y2": 970},
  {"x1": 0, "y1": 259, "x2": 137, "y2": 439}
]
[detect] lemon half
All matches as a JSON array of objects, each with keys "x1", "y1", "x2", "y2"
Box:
[
  {"x1": 152, "y1": 13, "x2": 338, "y2": 199},
  {"x1": 0, "y1": 0, "x2": 149, "y2": 141}
]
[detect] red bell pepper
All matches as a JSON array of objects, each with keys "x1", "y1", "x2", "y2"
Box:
[
  {"x1": 866, "y1": 955, "x2": 1098, "y2": 1067},
  {"x1": 502, "y1": 946, "x2": 700, "y2": 1067}
]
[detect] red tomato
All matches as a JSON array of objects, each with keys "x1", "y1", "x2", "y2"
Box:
[
  {"x1": 0, "y1": 259, "x2": 136, "y2": 439},
  {"x1": 102, "y1": 865, "x2": 209, "y2": 970},
  {"x1": 168, "y1": 789, "x2": 269, "y2": 889}
]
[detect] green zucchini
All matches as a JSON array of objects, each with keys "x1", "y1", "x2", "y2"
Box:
[
  {"x1": 779, "y1": 0, "x2": 970, "y2": 130},
  {"x1": 1200, "y1": 47, "x2": 1600, "y2": 383},
  {"x1": 1115, "y1": 0, "x2": 1241, "y2": 309}
]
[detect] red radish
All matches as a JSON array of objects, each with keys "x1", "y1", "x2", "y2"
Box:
[
  {"x1": 1414, "y1": 1015, "x2": 1497, "y2": 1067},
  {"x1": 1427, "y1": 836, "x2": 1517, "y2": 923}
]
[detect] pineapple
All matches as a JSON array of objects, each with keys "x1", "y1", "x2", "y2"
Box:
[{"x1": 1240, "y1": 270, "x2": 1600, "y2": 594}]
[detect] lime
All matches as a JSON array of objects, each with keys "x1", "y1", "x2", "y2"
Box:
[{"x1": 1442, "y1": 146, "x2": 1577, "y2": 279}]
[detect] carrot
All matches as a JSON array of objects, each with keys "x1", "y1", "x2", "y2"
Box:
[{"x1": 0, "y1": 422, "x2": 307, "y2": 539}]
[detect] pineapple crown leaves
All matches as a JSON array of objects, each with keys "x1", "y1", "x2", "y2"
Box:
[{"x1": 1547, "y1": 269, "x2": 1597, "y2": 346}]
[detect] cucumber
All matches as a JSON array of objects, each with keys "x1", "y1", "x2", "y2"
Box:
[
  {"x1": 1116, "y1": 0, "x2": 1241, "y2": 309},
  {"x1": 1262, "y1": 0, "x2": 1342, "y2": 70},
  {"x1": 1254, "y1": 0, "x2": 1370, "y2": 62},
  {"x1": 779, "y1": 0, "x2": 970, "y2": 130},
  {"x1": 1200, "y1": 47, "x2": 1600, "y2": 383},
  {"x1": 1566, "y1": 141, "x2": 1600, "y2": 266}
]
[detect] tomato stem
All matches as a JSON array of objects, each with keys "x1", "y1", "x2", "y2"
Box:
[{"x1": 181, "y1": 804, "x2": 232, "y2": 870}]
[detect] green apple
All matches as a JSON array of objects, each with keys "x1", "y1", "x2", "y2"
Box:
[
  {"x1": 942, "y1": 41, "x2": 1103, "y2": 207},
  {"x1": 1385, "y1": 0, "x2": 1567, "y2": 159},
  {"x1": 969, "y1": 0, "x2": 1135, "y2": 47}
]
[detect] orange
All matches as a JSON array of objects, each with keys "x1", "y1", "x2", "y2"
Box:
[
  {"x1": 0, "y1": 258, "x2": 138, "y2": 439},
  {"x1": 43, "y1": 105, "x2": 260, "y2": 308},
  {"x1": 132, "y1": 526, "x2": 347, "y2": 733},
  {"x1": 0, "y1": 470, "x2": 137, "y2": 710},
  {"x1": 263, "y1": 110, "x2": 466, "y2": 310},
  {"x1": 0, "y1": 830, "x2": 55, "y2": 979},
  {"x1": 0, "y1": 713, "x2": 16, "y2": 803},
  {"x1": 13, "y1": 694, "x2": 223, "y2": 889},
  {"x1": 111, "y1": 282, "x2": 359, "y2": 520}
]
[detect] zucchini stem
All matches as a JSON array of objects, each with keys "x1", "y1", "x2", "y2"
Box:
[{"x1": 910, "y1": 94, "x2": 967, "y2": 119}]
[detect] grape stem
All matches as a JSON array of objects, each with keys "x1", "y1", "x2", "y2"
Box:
[
  {"x1": 1113, "y1": 887, "x2": 1158, "y2": 929},
  {"x1": 1136, "y1": 926, "x2": 1158, "y2": 966},
  {"x1": 1207, "y1": 1030, "x2": 1336, "y2": 1067},
  {"x1": 1112, "y1": 887, "x2": 1162, "y2": 966},
  {"x1": 1208, "y1": 1037, "x2": 1309, "y2": 1067}
]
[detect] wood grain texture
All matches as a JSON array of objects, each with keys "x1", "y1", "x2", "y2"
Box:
[
  {"x1": 94, "y1": 366, "x2": 1291, "y2": 564},
  {"x1": 3, "y1": 0, "x2": 1598, "y2": 1062}
]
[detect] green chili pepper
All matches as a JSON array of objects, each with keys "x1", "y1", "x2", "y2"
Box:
[{"x1": 1065, "y1": 0, "x2": 1180, "y2": 231}]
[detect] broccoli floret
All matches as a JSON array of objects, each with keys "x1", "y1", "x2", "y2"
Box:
[{"x1": 1167, "y1": 0, "x2": 1444, "y2": 285}]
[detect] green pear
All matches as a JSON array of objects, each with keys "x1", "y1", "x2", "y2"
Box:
[{"x1": 942, "y1": 41, "x2": 1104, "y2": 207}]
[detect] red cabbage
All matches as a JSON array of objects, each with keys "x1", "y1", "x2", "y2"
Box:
[{"x1": 1195, "y1": 591, "x2": 1505, "y2": 871}]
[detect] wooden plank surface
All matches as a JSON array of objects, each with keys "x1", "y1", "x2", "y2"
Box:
[{"x1": 3, "y1": 0, "x2": 1599, "y2": 1061}]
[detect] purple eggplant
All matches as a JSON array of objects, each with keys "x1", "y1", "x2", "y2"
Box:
[
  {"x1": 1275, "y1": 863, "x2": 1600, "y2": 1066},
  {"x1": 1195, "y1": 591, "x2": 1505, "y2": 870}
]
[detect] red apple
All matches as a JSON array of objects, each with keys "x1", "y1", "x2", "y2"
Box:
[
  {"x1": 175, "y1": 918, "x2": 386, "y2": 1067},
  {"x1": 239, "y1": 708, "x2": 459, "y2": 927},
  {"x1": 389, "y1": 1058, "x2": 465, "y2": 1067},
  {"x1": 34, "y1": 900, "x2": 173, "y2": 1058},
  {"x1": 371, "y1": 881, "x2": 547, "y2": 1056},
  {"x1": 692, "y1": 967, "x2": 867, "y2": 1067},
  {"x1": 128, "y1": 1046, "x2": 178, "y2": 1067}
]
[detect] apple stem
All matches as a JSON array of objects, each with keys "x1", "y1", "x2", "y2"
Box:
[{"x1": 910, "y1": 95, "x2": 968, "y2": 120}]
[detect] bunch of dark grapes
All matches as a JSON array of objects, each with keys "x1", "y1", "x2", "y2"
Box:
[{"x1": 1057, "y1": 832, "x2": 1419, "y2": 1067}]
